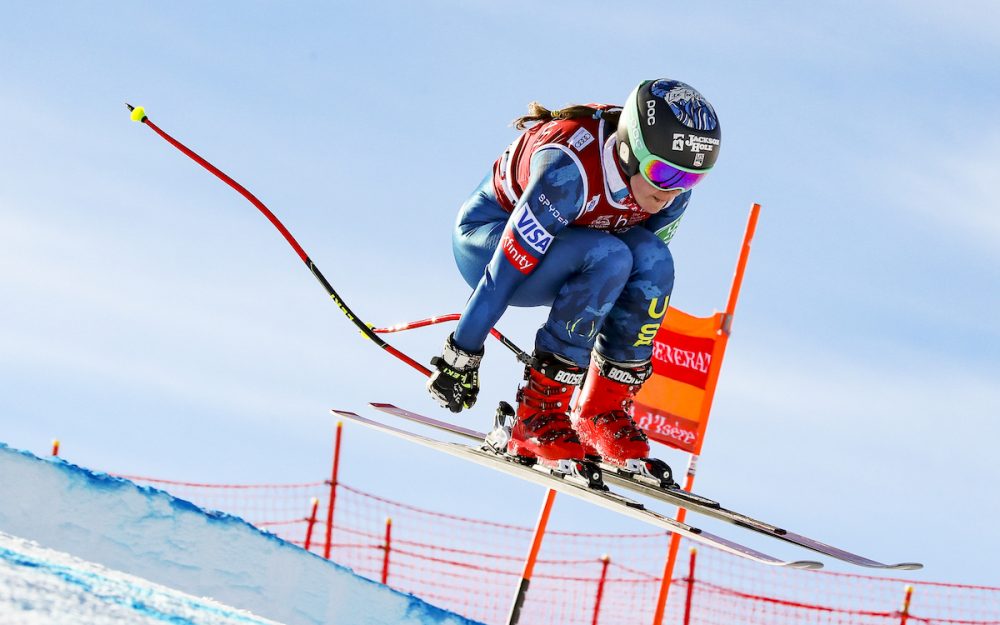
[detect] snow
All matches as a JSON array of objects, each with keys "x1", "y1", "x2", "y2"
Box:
[
  {"x1": 0, "y1": 443, "x2": 482, "y2": 625},
  {"x1": 0, "y1": 533, "x2": 283, "y2": 625}
]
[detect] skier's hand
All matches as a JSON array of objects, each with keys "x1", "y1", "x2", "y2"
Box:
[{"x1": 427, "y1": 334, "x2": 483, "y2": 413}]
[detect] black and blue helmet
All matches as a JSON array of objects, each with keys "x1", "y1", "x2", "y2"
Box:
[{"x1": 616, "y1": 79, "x2": 721, "y2": 186}]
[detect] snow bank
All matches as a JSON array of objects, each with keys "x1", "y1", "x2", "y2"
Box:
[
  {"x1": 0, "y1": 443, "x2": 481, "y2": 625},
  {"x1": 1, "y1": 532, "x2": 284, "y2": 625}
]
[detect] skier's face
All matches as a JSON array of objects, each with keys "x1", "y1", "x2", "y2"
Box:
[{"x1": 628, "y1": 174, "x2": 683, "y2": 214}]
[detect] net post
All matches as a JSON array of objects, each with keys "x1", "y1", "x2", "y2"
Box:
[
  {"x1": 899, "y1": 585, "x2": 914, "y2": 625},
  {"x1": 682, "y1": 548, "x2": 698, "y2": 625},
  {"x1": 381, "y1": 516, "x2": 393, "y2": 585},
  {"x1": 303, "y1": 497, "x2": 320, "y2": 552},
  {"x1": 324, "y1": 421, "x2": 343, "y2": 560},
  {"x1": 591, "y1": 554, "x2": 611, "y2": 625}
]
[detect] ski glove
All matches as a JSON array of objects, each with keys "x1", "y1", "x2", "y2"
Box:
[{"x1": 427, "y1": 333, "x2": 483, "y2": 413}]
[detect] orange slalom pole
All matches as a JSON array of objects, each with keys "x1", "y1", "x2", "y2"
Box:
[
  {"x1": 508, "y1": 489, "x2": 557, "y2": 625},
  {"x1": 724, "y1": 203, "x2": 761, "y2": 323},
  {"x1": 651, "y1": 462, "x2": 696, "y2": 625},
  {"x1": 651, "y1": 203, "x2": 759, "y2": 624},
  {"x1": 324, "y1": 421, "x2": 344, "y2": 560},
  {"x1": 303, "y1": 497, "x2": 320, "y2": 552},
  {"x1": 51, "y1": 439, "x2": 60, "y2": 457}
]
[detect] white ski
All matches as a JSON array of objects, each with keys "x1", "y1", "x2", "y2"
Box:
[
  {"x1": 369, "y1": 402, "x2": 922, "y2": 571},
  {"x1": 330, "y1": 408, "x2": 822, "y2": 570}
]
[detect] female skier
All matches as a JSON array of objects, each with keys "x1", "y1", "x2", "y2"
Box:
[{"x1": 427, "y1": 78, "x2": 721, "y2": 467}]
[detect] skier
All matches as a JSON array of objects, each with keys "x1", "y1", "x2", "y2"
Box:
[{"x1": 427, "y1": 78, "x2": 721, "y2": 467}]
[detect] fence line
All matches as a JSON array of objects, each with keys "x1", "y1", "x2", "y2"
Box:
[{"x1": 118, "y1": 473, "x2": 998, "y2": 625}]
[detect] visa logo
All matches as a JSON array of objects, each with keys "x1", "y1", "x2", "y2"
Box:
[{"x1": 514, "y1": 206, "x2": 553, "y2": 255}]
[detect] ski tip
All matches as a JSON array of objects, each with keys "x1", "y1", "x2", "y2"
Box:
[
  {"x1": 369, "y1": 402, "x2": 395, "y2": 410},
  {"x1": 890, "y1": 562, "x2": 924, "y2": 571},
  {"x1": 126, "y1": 104, "x2": 147, "y2": 122},
  {"x1": 330, "y1": 409, "x2": 361, "y2": 418},
  {"x1": 790, "y1": 560, "x2": 824, "y2": 570}
]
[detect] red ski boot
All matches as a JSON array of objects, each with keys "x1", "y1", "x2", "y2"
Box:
[
  {"x1": 507, "y1": 353, "x2": 587, "y2": 461},
  {"x1": 571, "y1": 354, "x2": 653, "y2": 465}
]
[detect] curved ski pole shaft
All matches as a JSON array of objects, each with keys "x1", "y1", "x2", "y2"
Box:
[
  {"x1": 126, "y1": 104, "x2": 431, "y2": 377},
  {"x1": 373, "y1": 314, "x2": 531, "y2": 364},
  {"x1": 374, "y1": 314, "x2": 463, "y2": 333}
]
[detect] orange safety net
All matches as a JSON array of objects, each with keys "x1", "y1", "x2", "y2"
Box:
[
  {"x1": 632, "y1": 307, "x2": 728, "y2": 454},
  {"x1": 119, "y1": 473, "x2": 999, "y2": 625}
]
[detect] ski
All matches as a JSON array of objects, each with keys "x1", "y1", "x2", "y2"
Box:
[
  {"x1": 368, "y1": 402, "x2": 923, "y2": 571},
  {"x1": 330, "y1": 408, "x2": 822, "y2": 569}
]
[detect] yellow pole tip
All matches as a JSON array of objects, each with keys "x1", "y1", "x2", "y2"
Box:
[
  {"x1": 310, "y1": 497, "x2": 319, "y2": 505},
  {"x1": 129, "y1": 106, "x2": 147, "y2": 122}
]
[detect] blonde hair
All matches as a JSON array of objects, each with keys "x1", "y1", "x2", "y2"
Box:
[{"x1": 512, "y1": 102, "x2": 621, "y2": 130}]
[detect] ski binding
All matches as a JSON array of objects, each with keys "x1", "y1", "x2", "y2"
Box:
[{"x1": 485, "y1": 401, "x2": 604, "y2": 490}]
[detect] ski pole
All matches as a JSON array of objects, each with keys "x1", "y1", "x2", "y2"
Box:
[
  {"x1": 126, "y1": 104, "x2": 432, "y2": 377},
  {"x1": 373, "y1": 314, "x2": 530, "y2": 364}
]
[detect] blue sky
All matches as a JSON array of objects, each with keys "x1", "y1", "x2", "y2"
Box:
[{"x1": 2, "y1": 1, "x2": 998, "y2": 586}]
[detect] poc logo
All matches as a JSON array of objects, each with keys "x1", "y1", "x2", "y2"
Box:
[
  {"x1": 646, "y1": 99, "x2": 656, "y2": 125},
  {"x1": 672, "y1": 133, "x2": 685, "y2": 151},
  {"x1": 554, "y1": 370, "x2": 584, "y2": 385}
]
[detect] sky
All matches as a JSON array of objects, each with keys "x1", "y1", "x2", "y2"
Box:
[{"x1": 1, "y1": 1, "x2": 998, "y2": 587}]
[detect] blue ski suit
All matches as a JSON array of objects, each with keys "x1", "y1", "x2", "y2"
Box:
[{"x1": 451, "y1": 113, "x2": 689, "y2": 368}]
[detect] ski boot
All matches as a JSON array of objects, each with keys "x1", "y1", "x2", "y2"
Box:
[
  {"x1": 571, "y1": 353, "x2": 674, "y2": 487},
  {"x1": 506, "y1": 351, "x2": 587, "y2": 462}
]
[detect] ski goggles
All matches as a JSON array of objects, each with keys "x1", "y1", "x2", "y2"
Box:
[{"x1": 639, "y1": 156, "x2": 710, "y2": 192}]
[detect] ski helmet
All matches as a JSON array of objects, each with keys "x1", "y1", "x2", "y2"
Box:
[{"x1": 616, "y1": 79, "x2": 721, "y2": 191}]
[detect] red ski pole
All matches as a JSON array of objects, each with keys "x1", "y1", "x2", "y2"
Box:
[
  {"x1": 373, "y1": 314, "x2": 530, "y2": 364},
  {"x1": 126, "y1": 104, "x2": 431, "y2": 377}
]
